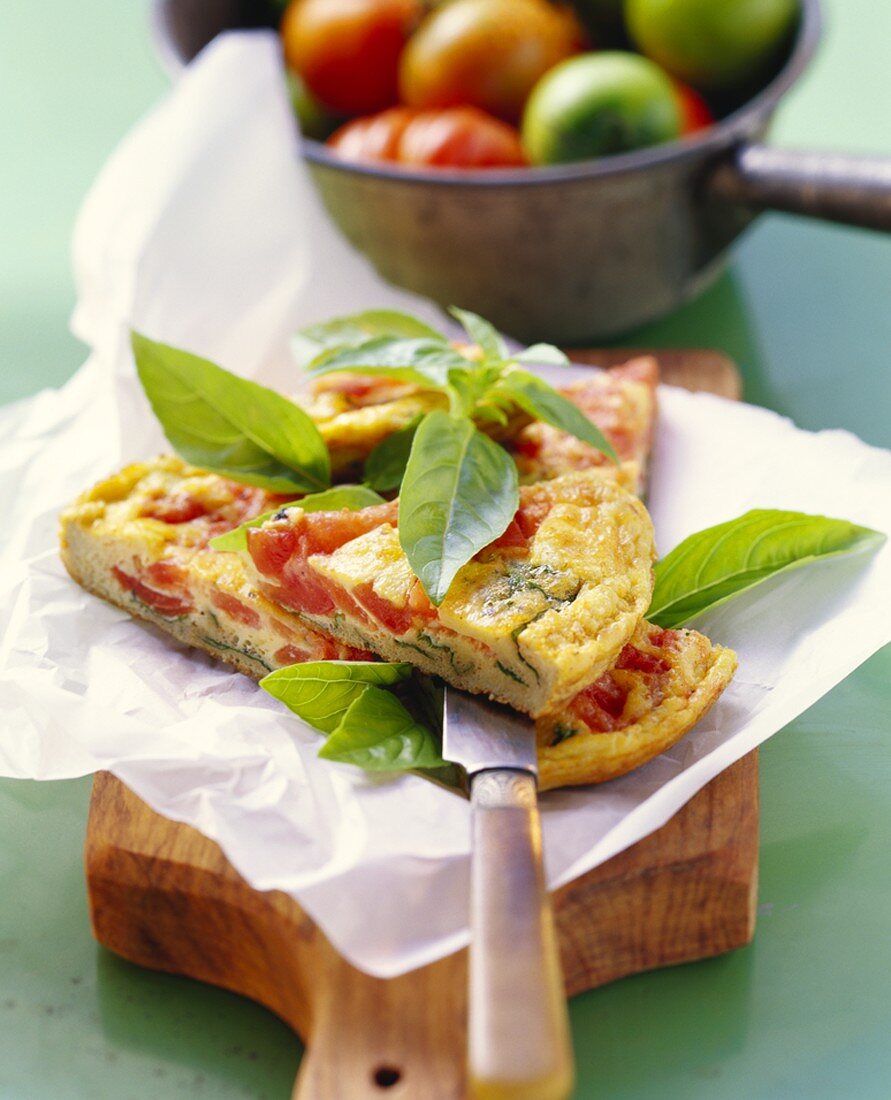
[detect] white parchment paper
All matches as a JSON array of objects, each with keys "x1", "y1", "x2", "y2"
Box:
[{"x1": 1, "y1": 33, "x2": 890, "y2": 978}]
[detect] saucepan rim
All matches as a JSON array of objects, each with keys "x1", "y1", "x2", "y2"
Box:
[{"x1": 152, "y1": 0, "x2": 821, "y2": 188}]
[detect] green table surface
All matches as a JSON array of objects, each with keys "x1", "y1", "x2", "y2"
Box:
[{"x1": 1, "y1": 2, "x2": 889, "y2": 1097}]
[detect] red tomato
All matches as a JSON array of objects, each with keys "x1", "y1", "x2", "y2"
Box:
[
  {"x1": 399, "y1": 107, "x2": 527, "y2": 168},
  {"x1": 674, "y1": 80, "x2": 715, "y2": 135},
  {"x1": 281, "y1": 0, "x2": 422, "y2": 116},
  {"x1": 328, "y1": 107, "x2": 527, "y2": 169},
  {"x1": 326, "y1": 107, "x2": 416, "y2": 162}
]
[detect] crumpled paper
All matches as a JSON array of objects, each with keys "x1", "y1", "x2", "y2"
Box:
[{"x1": 1, "y1": 32, "x2": 889, "y2": 978}]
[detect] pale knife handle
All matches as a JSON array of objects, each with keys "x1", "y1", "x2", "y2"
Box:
[{"x1": 468, "y1": 769, "x2": 574, "y2": 1100}]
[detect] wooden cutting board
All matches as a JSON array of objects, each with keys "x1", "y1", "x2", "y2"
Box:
[{"x1": 84, "y1": 349, "x2": 753, "y2": 1100}]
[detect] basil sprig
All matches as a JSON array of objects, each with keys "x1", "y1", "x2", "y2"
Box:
[
  {"x1": 209, "y1": 485, "x2": 385, "y2": 554},
  {"x1": 649, "y1": 509, "x2": 884, "y2": 628},
  {"x1": 132, "y1": 332, "x2": 330, "y2": 494},
  {"x1": 298, "y1": 306, "x2": 617, "y2": 603}
]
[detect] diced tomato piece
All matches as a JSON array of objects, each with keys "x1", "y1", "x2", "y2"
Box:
[
  {"x1": 146, "y1": 560, "x2": 189, "y2": 588},
  {"x1": 486, "y1": 518, "x2": 528, "y2": 551},
  {"x1": 315, "y1": 373, "x2": 397, "y2": 400},
  {"x1": 647, "y1": 628, "x2": 679, "y2": 651},
  {"x1": 511, "y1": 436, "x2": 542, "y2": 459},
  {"x1": 141, "y1": 494, "x2": 209, "y2": 524},
  {"x1": 346, "y1": 647, "x2": 379, "y2": 662},
  {"x1": 515, "y1": 497, "x2": 551, "y2": 540},
  {"x1": 112, "y1": 566, "x2": 193, "y2": 619},
  {"x1": 570, "y1": 674, "x2": 629, "y2": 732},
  {"x1": 615, "y1": 645, "x2": 670, "y2": 675},
  {"x1": 406, "y1": 576, "x2": 434, "y2": 616},
  {"x1": 352, "y1": 583, "x2": 414, "y2": 634},
  {"x1": 270, "y1": 618, "x2": 298, "y2": 640},
  {"x1": 247, "y1": 523, "x2": 301, "y2": 576},
  {"x1": 230, "y1": 484, "x2": 282, "y2": 521},
  {"x1": 301, "y1": 502, "x2": 399, "y2": 555},
  {"x1": 211, "y1": 590, "x2": 261, "y2": 629},
  {"x1": 259, "y1": 570, "x2": 334, "y2": 616},
  {"x1": 274, "y1": 644, "x2": 312, "y2": 666},
  {"x1": 248, "y1": 503, "x2": 400, "y2": 619}
]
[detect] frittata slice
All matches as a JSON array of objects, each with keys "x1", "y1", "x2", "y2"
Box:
[
  {"x1": 510, "y1": 357, "x2": 658, "y2": 494},
  {"x1": 298, "y1": 356, "x2": 658, "y2": 492},
  {"x1": 537, "y1": 620, "x2": 737, "y2": 789},
  {"x1": 59, "y1": 457, "x2": 371, "y2": 677},
  {"x1": 244, "y1": 471, "x2": 656, "y2": 716}
]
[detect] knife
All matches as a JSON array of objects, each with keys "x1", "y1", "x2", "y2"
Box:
[{"x1": 443, "y1": 687, "x2": 574, "y2": 1100}]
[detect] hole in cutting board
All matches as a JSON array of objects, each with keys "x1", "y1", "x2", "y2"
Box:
[{"x1": 373, "y1": 1065, "x2": 402, "y2": 1088}]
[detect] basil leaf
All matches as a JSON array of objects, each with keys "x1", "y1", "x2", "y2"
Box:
[
  {"x1": 132, "y1": 332, "x2": 330, "y2": 493},
  {"x1": 495, "y1": 368, "x2": 618, "y2": 462},
  {"x1": 400, "y1": 411, "x2": 519, "y2": 604},
  {"x1": 308, "y1": 337, "x2": 467, "y2": 388},
  {"x1": 209, "y1": 484, "x2": 385, "y2": 553},
  {"x1": 261, "y1": 661, "x2": 412, "y2": 734},
  {"x1": 650, "y1": 509, "x2": 885, "y2": 629},
  {"x1": 448, "y1": 306, "x2": 508, "y2": 360},
  {"x1": 363, "y1": 415, "x2": 423, "y2": 492},
  {"x1": 512, "y1": 343, "x2": 570, "y2": 366},
  {"x1": 292, "y1": 310, "x2": 445, "y2": 368},
  {"x1": 319, "y1": 685, "x2": 447, "y2": 770}
]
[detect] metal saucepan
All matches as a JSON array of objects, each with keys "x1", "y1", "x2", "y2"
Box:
[{"x1": 153, "y1": 0, "x2": 891, "y2": 343}]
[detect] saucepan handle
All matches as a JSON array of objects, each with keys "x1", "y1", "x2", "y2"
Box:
[{"x1": 706, "y1": 143, "x2": 891, "y2": 231}]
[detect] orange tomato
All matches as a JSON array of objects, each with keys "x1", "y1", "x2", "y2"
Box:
[
  {"x1": 327, "y1": 106, "x2": 527, "y2": 169},
  {"x1": 281, "y1": 0, "x2": 423, "y2": 116},
  {"x1": 674, "y1": 80, "x2": 715, "y2": 135},
  {"x1": 399, "y1": 0, "x2": 584, "y2": 123}
]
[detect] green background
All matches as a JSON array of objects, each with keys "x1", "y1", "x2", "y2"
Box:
[{"x1": 1, "y1": 1, "x2": 889, "y2": 1096}]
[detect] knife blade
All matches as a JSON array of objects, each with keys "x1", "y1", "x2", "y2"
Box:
[{"x1": 443, "y1": 687, "x2": 574, "y2": 1100}]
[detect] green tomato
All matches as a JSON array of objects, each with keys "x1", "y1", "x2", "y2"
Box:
[
  {"x1": 522, "y1": 51, "x2": 681, "y2": 165},
  {"x1": 626, "y1": 0, "x2": 798, "y2": 91}
]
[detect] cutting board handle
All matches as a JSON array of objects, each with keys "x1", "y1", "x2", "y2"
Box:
[{"x1": 289, "y1": 946, "x2": 469, "y2": 1099}]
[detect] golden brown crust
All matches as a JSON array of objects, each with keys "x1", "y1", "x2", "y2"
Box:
[{"x1": 537, "y1": 626, "x2": 738, "y2": 790}]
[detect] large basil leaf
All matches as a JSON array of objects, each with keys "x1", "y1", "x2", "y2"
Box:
[
  {"x1": 449, "y1": 306, "x2": 508, "y2": 360},
  {"x1": 318, "y1": 685, "x2": 447, "y2": 770},
  {"x1": 261, "y1": 661, "x2": 412, "y2": 734},
  {"x1": 292, "y1": 310, "x2": 446, "y2": 368},
  {"x1": 132, "y1": 332, "x2": 330, "y2": 493},
  {"x1": 649, "y1": 509, "x2": 885, "y2": 628},
  {"x1": 495, "y1": 368, "x2": 618, "y2": 461},
  {"x1": 363, "y1": 415, "x2": 423, "y2": 492},
  {"x1": 209, "y1": 484, "x2": 385, "y2": 553},
  {"x1": 307, "y1": 337, "x2": 467, "y2": 389},
  {"x1": 400, "y1": 411, "x2": 519, "y2": 604}
]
